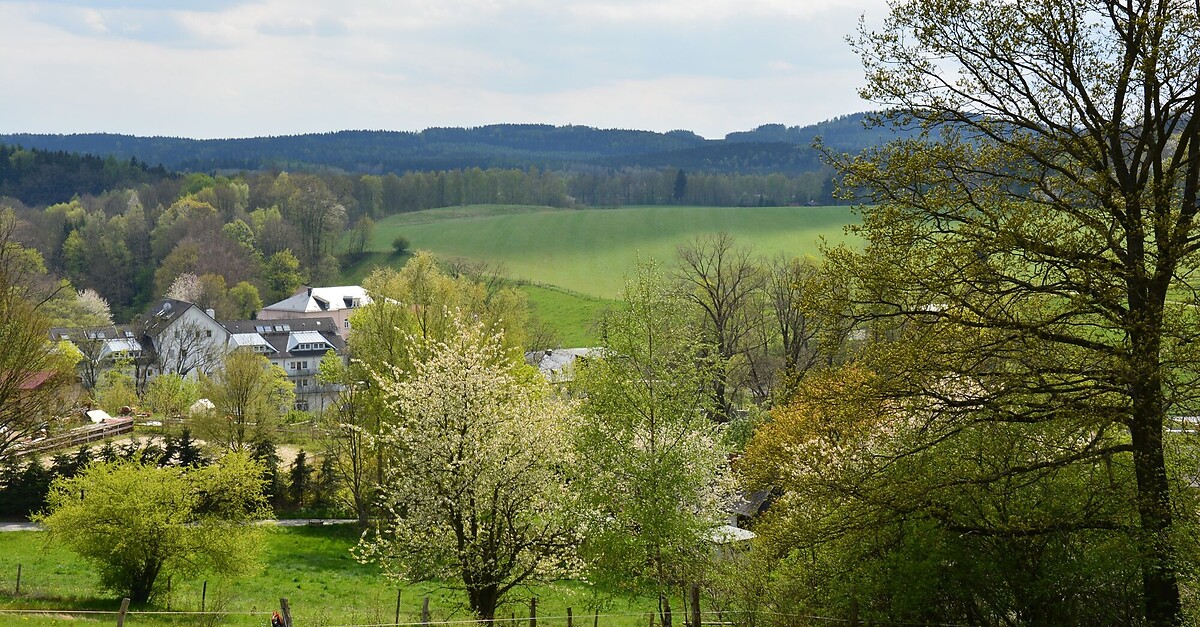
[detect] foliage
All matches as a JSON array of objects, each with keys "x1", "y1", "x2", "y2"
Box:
[
  {"x1": 0, "y1": 457, "x2": 54, "y2": 519},
  {"x1": 42, "y1": 288, "x2": 113, "y2": 328},
  {"x1": 391, "y1": 234, "x2": 410, "y2": 256},
  {"x1": 794, "y1": 1, "x2": 1200, "y2": 624},
  {"x1": 93, "y1": 363, "x2": 138, "y2": 414},
  {"x1": 741, "y1": 366, "x2": 1167, "y2": 625},
  {"x1": 143, "y1": 372, "x2": 200, "y2": 418},
  {"x1": 198, "y1": 349, "x2": 294, "y2": 451},
  {"x1": 356, "y1": 313, "x2": 579, "y2": 621},
  {"x1": 0, "y1": 210, "x2": 78, "y2": 462},
  {"x1": 348, "y1": 215, "x2": 375, "y2": 257},
  {"x1": 262, "y1": 249, "x2": 306, "y2": 304},
  {"x1": 228, "y1": 280, "x2": 263, "y2": 319},
  {"x1": 287, "y1": 449, "x2": 313, "y2": 509},
  {"x1": 34, "y1": 453, "x2": 269, "y2": 603},
  {"x1": 316, "y1": 353, "x2": 383, "y2": 525},
  {"x1": 165, "y1": 272, "x2": 203, "y2": 303},
  {"x1": 250, "y1": 438, "x2": 285, "y2": 510},
  {"x1": 0, "y1": 143, "x2": 165, "y2": 207},
  {"x1": 571, "y1": 259, "x2": 730, "y2": 626}
]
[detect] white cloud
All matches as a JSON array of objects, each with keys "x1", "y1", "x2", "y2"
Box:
[{"x1": 0, "y1": 0, "x2": 888, "y2": 138}]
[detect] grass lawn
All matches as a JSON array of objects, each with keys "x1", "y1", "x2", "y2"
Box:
[
  {"x1": 0, "y1": 526, "x2": 668, "y2": 627},
  {"x1": 520, "y1": 284, "x2": 614, "y2": 348},
  {"x1": 356, "y1": 205, "x2": 859, "y2": 300}
]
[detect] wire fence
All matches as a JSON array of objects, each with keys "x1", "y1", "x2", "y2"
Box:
[{"x1": 0, "y1": 605, "x2": 974, "y2": 627}]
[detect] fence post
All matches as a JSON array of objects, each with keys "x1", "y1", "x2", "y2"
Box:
[
  {"x1": 422, "y1": 595, "x2": 431, "y2": 627},
  {"x1": 690, "y1": 584, "x2": 700, "y2": 627},
  {"x1": 396, "y1": 589, "x2": 403, "y2": 625},
  {"x1": 593, "y1": 609, "x2": 598, "y2": 627},
  {"x1": 280, "y1": 597, "x2": 294, "y2": 627},
  {"x1": 14, "y1": 563, "x2": 20, "y2": 595},
  {"x1": 529, "y1": 597, "x2": 537, "y2": 627},
  {"x1": 568, "y1": 607, "x2": 573, "y2": 627},
  {"x1": 201, "y1": 580, "x2": 207, "y2": 612},
  {"x1": 116, "y1": 598, "x2": 130, "y2": 627}
]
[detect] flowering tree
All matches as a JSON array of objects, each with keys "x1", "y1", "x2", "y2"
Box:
[{"x1": 356, "y1": 314, "x2": 578, "y2": 621}]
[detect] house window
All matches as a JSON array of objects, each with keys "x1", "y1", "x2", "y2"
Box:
[
  {"x1": 291, "y1": 361, "x2": 309, "y2": 371},
  {"x1": 294, "y1": 399, "x2": 309, "y2": 411},
  {"x1": 205, "y1": 330, "x2": 212, "y2": 338}
]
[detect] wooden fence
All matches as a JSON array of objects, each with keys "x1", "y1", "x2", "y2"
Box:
[{"x1": 13, "y1": 418, "x2": 134, "y2": 457}]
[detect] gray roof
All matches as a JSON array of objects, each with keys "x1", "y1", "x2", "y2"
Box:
[
  {"x1": 524, "y1": 348, "x2": 599, "y2": 383},
  {"x1": 221, "y1": 317, "x2": 345, "y2": 361}
]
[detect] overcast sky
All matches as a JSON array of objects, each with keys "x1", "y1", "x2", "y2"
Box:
[{"x1": 0, "y1": 0, "x2": 889, "y2": 139}]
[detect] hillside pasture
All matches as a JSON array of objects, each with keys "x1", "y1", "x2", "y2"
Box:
[{"x1": 360, "y1": 205, "x2": 859, "y2": 300}]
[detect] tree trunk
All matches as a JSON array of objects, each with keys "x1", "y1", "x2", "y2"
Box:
[
  {"x1": 1129, "y1": 347, "x2": 1181, "y2": 625},
  {"x1": 468, "y1": 584, "x2": 501, "y2": 622},
  {"x1": 130, "y1": 559, "x2": 161, "y2": 604},
  {"x1": 1125, "y1": 274, "x2": 1182, "y2": 627}
]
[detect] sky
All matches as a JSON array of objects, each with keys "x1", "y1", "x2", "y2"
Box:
[{"x1": 0, "y1": 0, "x2": 889, "y2": 140}]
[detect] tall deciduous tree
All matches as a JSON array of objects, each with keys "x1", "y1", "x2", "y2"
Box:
[
  {"x1": 199, "y1": 349, "x2": 293, "y2": 451},
  {"x1": 0, "y1": 209, "x2": 76, "y2": 462},
  {"x1": 826, "y1": 1, "x2": 1200, "y2": 624},
  {"x1": 572, "y1": 260, "x2": 729, "y2": 627},
  {"x1": 356, "y1": 314, "x2": 578, "y2": 621},
  {"x1": 675, "y1": 233, "x2": 765, "y2": 420}
]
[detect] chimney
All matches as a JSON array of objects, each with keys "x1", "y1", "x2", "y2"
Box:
[{"x1": 206, "y1": 308, "x2": 215, "y2": 318}]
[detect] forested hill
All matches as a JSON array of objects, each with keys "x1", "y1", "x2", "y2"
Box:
[
  {"x1": 0, "y1": 113, "x2": 909, "y2": 176},
  {"x1": 0, "y1": 144, "x2": 170, "y2": 207}
]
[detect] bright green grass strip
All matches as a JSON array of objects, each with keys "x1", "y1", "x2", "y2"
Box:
[
  {"x1": 520, "y1": 283, "x2": 615, "y2": 347},
  {"x1": 0, "y1": 526, "x2": 667, "y2": 627},
  {"x1": 366, "y1": 205, "x2": 859, "y2": 299}
]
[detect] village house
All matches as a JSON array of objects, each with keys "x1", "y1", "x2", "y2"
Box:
[
  {"x1": 257, "y1": 285, "x2": 370, "y2": 339},
  {"x1": 53, "y1": 297, "x2": 350, "y2": 414},
  {"x1": 220, "y1": 316, "x2": 346, "y2": 413}
]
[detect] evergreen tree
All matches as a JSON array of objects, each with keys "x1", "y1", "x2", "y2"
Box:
[
  {"x1": 11, "y1": 460, "x2": 52, "y2": 519},
  {"x1": 159, "y1": 434, "x2": 178, "y2": 467},
  {"x1": 97, "y1": 440, "x2": 118, "y2": 463},
  {"x1": 175, "y1": 429, "x2": 205, "y2": 468},
  {"x1": 311, "y1": 454, "x2": 339, "y2": 514},
  {"x1": 250, "y1": 439, "x2": 283, "y2": 510},
  {"x1": 288, "y1": 450, "x2": 313, "y2": 509}
]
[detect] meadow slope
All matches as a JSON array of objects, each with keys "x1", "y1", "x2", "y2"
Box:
[{"x1": 360, "y1": 205, "x2": 859, "y2": 299}]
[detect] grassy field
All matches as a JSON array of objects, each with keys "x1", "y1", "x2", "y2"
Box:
[
  {"x1": 341, "y1": 204, "x2": 858, "y2": 347},
  {"x1": 0, "y1": 526, "x2": 663, "y2": 627},
  {"x1": 521, "y1": 284, "x2": 615, "y2": 347},
  {"x1": 355, "y1": 205, "x2": 859, "y2": 300}
]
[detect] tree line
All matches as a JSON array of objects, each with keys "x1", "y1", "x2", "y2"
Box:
[{"x1": 0, "y1": 116, "x2": 908, "y2": 176}]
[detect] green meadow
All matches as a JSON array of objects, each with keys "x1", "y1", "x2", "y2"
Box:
[
  {"x1": 0, "y1": 526, "x2": 660, "y2": 627},
  {"x1": 343, "y1": 204, "x2": 859, "y2": 346}
]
